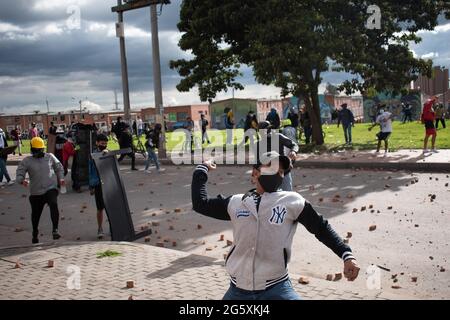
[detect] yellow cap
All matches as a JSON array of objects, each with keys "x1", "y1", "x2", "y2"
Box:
[{"x1": 31, "y1": 137, "x2": 45, "y2": 149}]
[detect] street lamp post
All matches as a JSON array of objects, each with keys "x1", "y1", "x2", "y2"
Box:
[
  {"x1": 150, "y1": 4, "x2": 166, "y2": 158},
  {"x1": 112, "y1": 0, "x2": 170, "y2": 158},
  {"x1": 116, "y1": 0, "x2": 131, "y2": 124}
]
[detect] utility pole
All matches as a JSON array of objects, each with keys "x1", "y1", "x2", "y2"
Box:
[
  {"x1": 116, "y1": 0, "x2": 131, "y2": 123},
  {"x1": 150, "y1": 4, "x2": 166, "y2": 158},
  {"x1": 111, "y1": 0, "x2": 170, "y2": 158}
]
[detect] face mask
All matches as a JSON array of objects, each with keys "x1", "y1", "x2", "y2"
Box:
[
  {"x1": 97, "y1": 145, "x2": 107, "y2": 151},
  {"x1": 258, "y1": 173, "x2": 283, "y2": 193}
]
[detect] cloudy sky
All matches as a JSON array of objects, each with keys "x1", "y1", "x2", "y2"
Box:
[{"x1": 0, "y1": 0, "x2": 449, "y2": 114}]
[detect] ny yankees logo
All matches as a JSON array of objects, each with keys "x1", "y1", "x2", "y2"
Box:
[{"x1": 269, "y1": 206, "x2": 287, "y2": 225}]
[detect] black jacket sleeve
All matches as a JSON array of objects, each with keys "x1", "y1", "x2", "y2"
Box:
[
  {"x1": 278, "y1": 133, "x2": 299, "y2": 153},
  {"x1": 191, "y1": 165, "x2": 231, "y2": 221},
  {"x1": 296, "y1": 201, "x2": 355, "y2": 261}
]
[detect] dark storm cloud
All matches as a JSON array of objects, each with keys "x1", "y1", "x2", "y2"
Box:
[{"x1": 0, "y1": 0, "x2": 448, "y2": 113}]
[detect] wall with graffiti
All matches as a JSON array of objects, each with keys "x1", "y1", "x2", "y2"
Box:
[
  {"x1": 282, "y1": 95, "x2": 334, "y2": 124},
  {"x1": 363, "y1": 90, "x2": 422, "y2": 122},
  {"x1": 210, "y1": 99, "x2": 257, "y2": 129}
]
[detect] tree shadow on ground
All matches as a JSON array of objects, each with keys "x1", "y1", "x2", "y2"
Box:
[{"x1": 145, "y1": 254, "x2": 223, "y2": 280}]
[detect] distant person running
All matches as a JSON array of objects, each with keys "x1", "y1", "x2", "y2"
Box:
[
  {"x1": 10, "y1": 126, "x2": 22, "y2": 156},
  {"x1": 337, "y1": 103, "x2": 355, "y2": 146},
  {"x1": 435, "y1": 103, "x2": 446, "y2": 129},
  {"x1": 29, "y1": 123, "x2": 39, "y2": 140},
  {"x1": 16, "y1": 137, "x2": 65, "y2": 244},
  {"x1": 299, "y1": 106, "x2": 312, "y2": 144},
  {"x1": 183, "y1": 117, "x2": 195, "y2": 152},
  {"x1": 200, "y1": 114, "x2": 211, "y2": 145},
  {"x1": 421, "y1": 97, "x2": 439, "y2": 154},
  {"x1": 89, "y1": 134, "x2": 109, "y2": 239},
  {"x1": 0, "y1": 128, "x2": 15, "y2": 187},
  {"x1": 241, "y1": 110, "x2": 258, "y2": 146},
  {"x1": 118, "y1": 124, "x2": 138, "y2": 170},
  {"x1": 62, "y1": 137, "x2": 81, "y2": 192},
  {"x1": 369, "y1": 109, "x2": 393, "y2": 157},
  {"x1": 225, "y1": 109, "x2": 235, "y2": 145},
  {"x1": 144, "y1": 124, "x2": 165, "y2": 173}
]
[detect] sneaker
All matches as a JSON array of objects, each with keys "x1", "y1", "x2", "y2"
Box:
[
  {"x1": 145, "y1": 170, "x2": 152, "y2": 174},
  {"x1": 422, "y1": 149, "x2": 429, "y2": 154},
  {"x1": 52, "y1": 230, "x2": 61, "y2": 240},
  {"x1": 32, "y1": 237, "x2": 39, "y2": 244},
  {"x1": 383, "y1": 152, "x2": 388, "y2": 158},
  {"x1": 158, "y1": 168, "x2": 166, "y2": 173},
  {"x1": 7, "y1": 180, "x2": 15, "y2": 186},
  {"x1": 0, "y1": 182, "x2": 5, "y2": 187},
  {"x1": 431, "y1": 149, "x2": 439, "y2": 153},
  {"x1": 97, "y1": 228, "x2": 104, "y2": 240}
]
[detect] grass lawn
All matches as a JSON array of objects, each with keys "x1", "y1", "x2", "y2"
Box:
[{"x1": 8, "y1": 122, "x2": 450, "y2": 155}]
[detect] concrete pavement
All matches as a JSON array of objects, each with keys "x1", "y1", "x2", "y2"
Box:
[
  {"x1": 0, "y1": 241, "x2": 405, "y2": 300},
  {"x1": 1, "y1": 165, "x2": 449, "y2": 300}
]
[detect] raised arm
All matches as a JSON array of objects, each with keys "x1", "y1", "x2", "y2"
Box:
[
  {"x1": 279, "y1": 133, "x2": 299, "y2": 153},
  {"x1": 191, "y1": 164, "x2": 231, "y2": 221}
]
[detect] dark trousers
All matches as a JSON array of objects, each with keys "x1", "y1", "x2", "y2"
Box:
[
  {"x1": 303, "y1": 126, "x2": 312, "y2": 144},
  {"x1": 118, "y1": 152, "x2": 136, "y2": 169},
  {"x1": 29, "y1": 189, "x2": 59, "y2": 236},
  {"x1": 436, "y1": 118, "x2": 446, "y2": 129},
  {"x1": 71, "y1": 156, "x2": 80, "y2": 190}
]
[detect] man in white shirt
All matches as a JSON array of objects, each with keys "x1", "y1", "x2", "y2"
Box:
[
  {"x1": 369, "y1": 109, "x2": 393, "y2": 157},
  {"x1": 136, "y1": 116, "x2": 144, "y2": 137}
]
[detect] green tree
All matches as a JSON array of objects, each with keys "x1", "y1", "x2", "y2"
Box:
[{"x1": 170, "y1": 0, "x2": 449, "y2": 145}]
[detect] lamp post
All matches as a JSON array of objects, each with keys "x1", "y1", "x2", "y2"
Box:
[{"x1": 112, "y1": 0, "x2": 170, "y2": 158}]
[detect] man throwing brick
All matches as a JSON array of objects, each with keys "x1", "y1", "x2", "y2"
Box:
[{"x1": 191, "y1": 152, "x2": 360, "y2": 300}]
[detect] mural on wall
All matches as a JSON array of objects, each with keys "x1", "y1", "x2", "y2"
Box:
[
  {"x1": 283, "y1": 95, "x2": 334, "y2": 124},
  {"x1": 210, "y1": 99, "x2": 257, "y2": 129},
  {"x1": 363, "y1": 90, "x2": 422, "y2": 122}
]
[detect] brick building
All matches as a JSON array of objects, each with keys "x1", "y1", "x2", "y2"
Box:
[{"x1": 0, "y1": 110, "x2": 130, "y2": 137}]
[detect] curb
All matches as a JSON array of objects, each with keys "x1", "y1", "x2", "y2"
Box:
[{"x1": 7, "y1": 158, "x2": 449, "y2": 173}]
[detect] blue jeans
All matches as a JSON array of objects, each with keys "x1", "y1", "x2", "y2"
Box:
[
  {"x1": 343, "y1": 125, "x2": 352, "y2": 144},
  {"x1": 281, "y1": 171, "x2": 293, "y2": 191},
  {"x1": 223, "y1": 279, "x2": 301, "y2": 300},
  {"x1": 0, "y1": 158, "x2": 11, "y2": 182},
  {"x1": 145, "y1": 147, "x2": 160, "y2": 171}
]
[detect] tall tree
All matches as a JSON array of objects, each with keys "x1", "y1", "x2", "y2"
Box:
[{"x1": 171, "y1": 0, "x2": 449, "y2": 145}]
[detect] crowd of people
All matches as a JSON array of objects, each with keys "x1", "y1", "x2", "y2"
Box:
[
  {"x1": 0, "y1": 116, "x2": 168, "y2": 242},
  {"x1": 0, "y1": 97, "x2": 447, "y2": 245}
]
